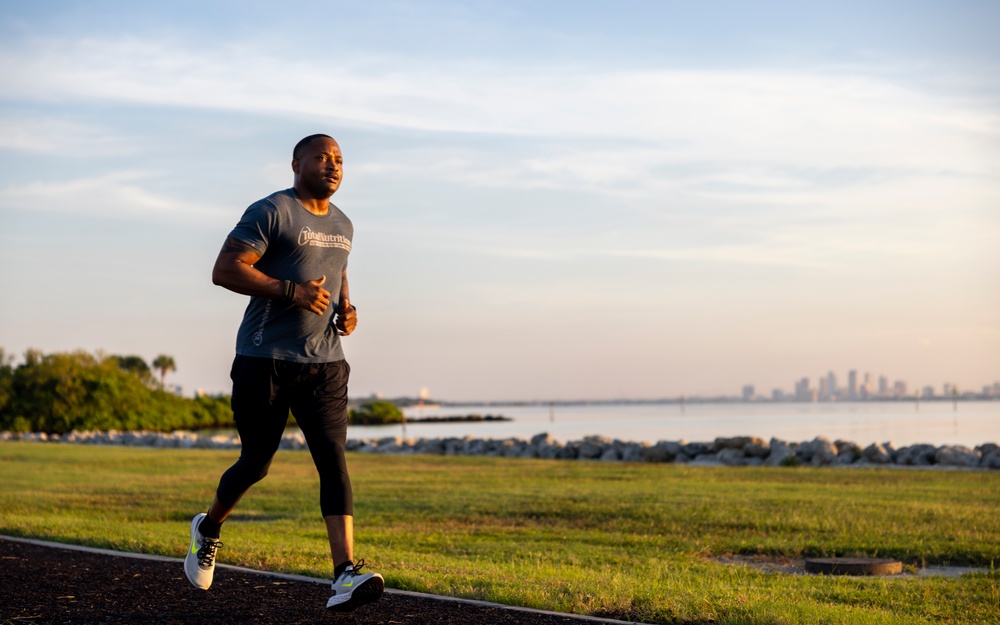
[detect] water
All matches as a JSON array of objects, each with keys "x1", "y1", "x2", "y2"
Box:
[{"x1": 345, "y1": 401, "x2": 1000, "y2": 448}]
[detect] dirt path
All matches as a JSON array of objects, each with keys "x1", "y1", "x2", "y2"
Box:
[{"x1": 0, "y1": 538, "x2": 644, "y2": 624}]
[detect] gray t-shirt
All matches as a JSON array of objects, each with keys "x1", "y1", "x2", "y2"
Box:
[{"x1": 230, "y1": 188, "x2": 353, "y2": 363}]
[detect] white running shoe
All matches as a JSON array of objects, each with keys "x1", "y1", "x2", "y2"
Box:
[
  {"x1": 326, "y1": 560, "x2": 384, "y2": 612},
  {"x1": 183, "y1": 513, "x2": 222, "y2": 590}
]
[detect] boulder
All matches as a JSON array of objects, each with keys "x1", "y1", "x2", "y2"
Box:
[
  {"x1": 577, "y1": 439, "x2": 605, "y2": 460},
  {"x1": 681, "y1": 442, "x2": 709, "y2": 457},
  {"x1": 715, "y1": 436, "x2": 764, "y2": 451},
  {"x1": 834, "y1": 439, "x2": 862, "y2": 458},
  {"x1": 809, "y1": 436, "x2": 838, "y2": 466},
  {"x1": 642, "y1": 441, "x2": 681, "y2": 463},
  {"x1": 982, "y1": 451, "x2": 1000, "y2": 470},
  {"x1": 935, "y1": 445, "x2": 980, "y2": 467},
  {"x1": 744, "y1": 440, "x2": 771, "y2": 459},
  {"x1": 862, "y1": 443, "x2": 892, "y2": 464},
  {"x1": 765, "y1": 438, "x2": 795, "y2": 466},
  {"x1": 599, "y1": 447, "x2": 621, "y2": 461},
  {"x1": 717, "y1": 448, "x2": 747, "y2": 466},
  {"x1": 895, "y1": 444, "x2": 937, "y2": 466}
]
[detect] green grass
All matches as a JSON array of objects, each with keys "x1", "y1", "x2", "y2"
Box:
[{"x1": 1, "y1": 442, "x2": 998, "y2": 624}]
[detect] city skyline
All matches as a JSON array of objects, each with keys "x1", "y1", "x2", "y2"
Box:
[
  {"x1": 745, "y1": 370, "x2": 1000, "y2": 403},
  {"x1": 1, "y1": 2, "x2": 998, "y2": 402}
]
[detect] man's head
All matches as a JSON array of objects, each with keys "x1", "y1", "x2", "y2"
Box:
[{"x1": 292, "y1": 134, "x2": 343, "y2": 200}]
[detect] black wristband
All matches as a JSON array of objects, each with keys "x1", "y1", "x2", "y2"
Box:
[{"x1": 281, "y1": 280, "x2": 296, "y2": 302}]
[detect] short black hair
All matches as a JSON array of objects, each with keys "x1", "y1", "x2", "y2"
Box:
[{"x1": 292, "y1": 134, "x2": 334, "y2": 160}]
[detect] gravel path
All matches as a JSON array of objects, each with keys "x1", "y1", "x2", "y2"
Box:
[{"x1": 0, "y1": 538, "x2": 647, "y2": 625}]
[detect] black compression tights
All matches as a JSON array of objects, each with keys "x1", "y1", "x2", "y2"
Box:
[{"x1": 216, "y1": 356, "x2": 353, "y2": 517}]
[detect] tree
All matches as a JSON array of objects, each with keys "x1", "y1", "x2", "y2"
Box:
[
  {"x1": 348, "y1": 400, "x2": 404, "y2": 425},
  {"x1": 152, "y1": 354, "x2": 176, "y2": 390},
  {"x1": 112, "y1": 355, "x2": 153, "y2": 385}
]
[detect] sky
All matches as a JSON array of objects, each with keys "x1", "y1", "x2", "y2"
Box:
[{"x1": 1, "y1": 1, "x2": 998, "y2": 401}]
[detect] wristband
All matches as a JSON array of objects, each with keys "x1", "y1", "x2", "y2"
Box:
[{"x1": 281, "y1": 280, "x2": 296, "y2": 302}]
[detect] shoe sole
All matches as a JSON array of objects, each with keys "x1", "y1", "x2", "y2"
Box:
[{"x1": 327, "y1": 576, "x2": 385, "y2": 612}]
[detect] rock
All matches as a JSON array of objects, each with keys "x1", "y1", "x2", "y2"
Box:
[
  {"x1": 642, "y1": 441, "x2": 681, "y2": 463},
  {"x1": 935, "y1": 445, "x2": 980, "y2": 467},
  {"x1": 834, "y1": 439, "x2": 862, "y2": 458},
  {"x1": 895, "y1": 444, "x2": 937, "y2": 466},
  {"x1": 415, "y1": 438, "x2": 445, "y2": 455},
  {"x1": 976, "y1": 443, "x2": 999, "y2": 457},
  {"x1": 690, "y1": 453, "x2": 721, "y2": 466},
  {"x1": 578, "y1": 438, "x2": 606, "y2": 460},
  {"x1": 717, "y1": 449, "x2": 747, "y2": 466},
  {"x1": 809, "y1": 436, "x2": 838, "y2": 466},
  {"x1": 555, "y1": 443, "x2": 578, "y2": 459},
  {"x1": 621, "y1": 443, "x2": 645, "y2": 463},
  {"x1": 832, "y1": 452, "x2": 855, "y2": 466},
  {"x1": 715, "y1": 436, "x2": 764, "y2": 451},
  {"x1": 982, "y1": 452, "x2": 1000, "y2": 470},
  {"x1": 744, "y1": 440, "x2": 770, "y2": 459},
  {"x1": 863, "y1": 443, "x2": 892, "y2": 464},
  {"x1": 765, "y1": 438, "x2": 795, "y2": 466},
  {"x1": 531, "y1": 432, "x2": 553, "y2": 447},
  {"x1": 599, "y1": 447, "x2": 621, "y2": 461},
  {"x1": 681, "y1": 442, "x2": 708, "y2": 457}
]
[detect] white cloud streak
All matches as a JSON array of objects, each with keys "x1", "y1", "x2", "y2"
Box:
[{"x1": 3, "y1": 36, "x2": 997, "y2": 177}]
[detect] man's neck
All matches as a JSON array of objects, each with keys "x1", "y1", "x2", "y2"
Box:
[{"x1": 293, "y1": 187, "x2": 331, "y2": 215}]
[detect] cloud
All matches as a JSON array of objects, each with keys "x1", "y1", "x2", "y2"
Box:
[
  {"x1": 2, "y1": 36, "x2": 997, "y2": 176},
  {"x1": 0, "y1": 171, "x2": 230, "y2": 224}
]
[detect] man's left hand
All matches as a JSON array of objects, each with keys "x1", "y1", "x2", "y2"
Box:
[{"x1": 335, "y1": 297, "x2": 357, "y2": 336}]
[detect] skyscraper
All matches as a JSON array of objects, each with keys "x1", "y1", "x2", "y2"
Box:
[{"x1": 848, "y1": 370, "x2": 858, "y2": 400}]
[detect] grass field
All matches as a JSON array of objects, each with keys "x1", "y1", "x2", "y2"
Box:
[{"x1": 1, "y1": 442, "x2": 998, "y2": 624}]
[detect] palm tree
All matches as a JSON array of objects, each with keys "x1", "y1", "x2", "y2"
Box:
[{"x1": 152, "y1": 354, "x2": 176, "y2": 390}]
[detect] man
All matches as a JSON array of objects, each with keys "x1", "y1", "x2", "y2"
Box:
[{"x1": 184, "y1": 134, "x2": 383, "y2": 612}]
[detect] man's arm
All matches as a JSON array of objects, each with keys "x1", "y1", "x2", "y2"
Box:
[
  {"x1": 334, "y1": 269, "x2": 358, "y2": 335},
  {"x1": 211, "y1": 237, "x2": 331, "y2": 315}
]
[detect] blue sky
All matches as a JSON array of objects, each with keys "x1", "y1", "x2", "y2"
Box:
[{"x1": 1, "y1": 1, "x2": 998, "y2": 401}]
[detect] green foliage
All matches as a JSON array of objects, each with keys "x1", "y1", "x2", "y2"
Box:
[
  {"x1": 112, "y1": 354, "x2": 154, "y2": 385},
  {"x1": 0, "y1": 348, "x2": 232, "y2": 433},
  {"x1": 152, "y1": 354, "x2": 176, "y2": 389},
  {"x1": 349, "y1": 400, "x2": 404, "y2": 425}
]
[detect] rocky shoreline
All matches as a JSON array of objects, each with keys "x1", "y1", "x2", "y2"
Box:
[{"x1": 4, "y1": 430, "x2": 999, "y2": 470}]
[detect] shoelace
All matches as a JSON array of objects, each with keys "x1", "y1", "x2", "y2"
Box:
[
  {"x1": 197, "y1": 538, "x2": 222, "y2": 567},
  {"x1": 348, "y1": 559, "x2": 368, "y2": 576}
]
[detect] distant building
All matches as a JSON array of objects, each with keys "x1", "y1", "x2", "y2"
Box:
[
  {"x1": 818, "y1": 377, "x2": 830, "y2": 401},
  {"x1": 922, "y1": 385, "x2": 935, "y2": 399},
  {"x1": 893, "y1": 381, "x2": 907, "y2": 398},
  {"x1": 861, "y1": 372, "x2": 873, "y2": 400},
  {"x1": 772, "y1": 389, "x2": 785, "y2": 401},
  {"x1": 742, "y1": 385, "x2": 756, "y2": 401},
  {"x1": 848, "y1": 370, "x2": 858, "y2": 400},
  {"x1": 878, "y1": 375, "x2": 889, "y2": 397},
  {"x1": 827, "y1": 371, "x2": 838, "y2": 398},
  {"x1": 794, "y1": 377, "x2": 815, "y2": 402}
]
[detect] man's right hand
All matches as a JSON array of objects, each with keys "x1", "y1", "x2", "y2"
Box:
[{"x1": 293, "y1": 275, "x2": 331, "y2": 315}]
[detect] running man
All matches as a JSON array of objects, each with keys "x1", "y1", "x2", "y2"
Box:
[{"x1": 184, "y1": 134, "x2": 384, "y2": 612}]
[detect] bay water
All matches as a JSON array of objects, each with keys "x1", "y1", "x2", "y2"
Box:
[{"x1": 346, "y1": 400, "x2": 1000, "y2": 448}]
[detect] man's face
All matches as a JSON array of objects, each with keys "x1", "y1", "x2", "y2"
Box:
[{"x1": 293, "y1": 137, "x2": 343, "y2": 199}]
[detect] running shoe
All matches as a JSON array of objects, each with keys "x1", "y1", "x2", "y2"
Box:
[
  {"x1": 184, "y1": 513, "x2": 222, "y2": 590},
  {"x1": 326, "y1": 560, "x2": 384, "y2": 611}
]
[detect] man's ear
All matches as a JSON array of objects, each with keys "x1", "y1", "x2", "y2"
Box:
[{"x1": 291, "y1": 158, "x2": 300, "y2": 174}]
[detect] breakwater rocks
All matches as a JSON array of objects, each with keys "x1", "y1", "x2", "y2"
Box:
[{"x1": 3, "y1": 430, "x2": 999, "y2": 470}]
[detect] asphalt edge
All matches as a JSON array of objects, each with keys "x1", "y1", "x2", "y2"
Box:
[{"x1": 1, "y1": 535, "x2": 649, "y2": 625}]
